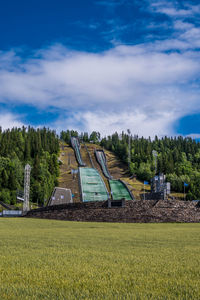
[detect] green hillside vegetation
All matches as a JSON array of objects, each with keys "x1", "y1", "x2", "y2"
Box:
[
  {"x1": 0, "y1": 219, "x2": 200, "y2": 299},
  {"x1": 0, "y1": 127, "x2": 59, "y2": 205},
  {"x1": 61, "y1": 130, "x2": 200, "y2": 200},
  {"x1": 101, "y1": 133, "x2": 200, "y2": 200},
  {"x1": 0, "y1": 127, "x2": 199, "y2": 205}
]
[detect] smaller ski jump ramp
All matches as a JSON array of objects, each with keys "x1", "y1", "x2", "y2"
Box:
[
  {"x1": 71, "y1": 137, "x2": 86, "y2": 167},
  {"x1": 109, "y1": 180, "x2": 133, "y2": 200},
  {"x1": 95, "y1": 149, "x2": 112, "y2": 179}
]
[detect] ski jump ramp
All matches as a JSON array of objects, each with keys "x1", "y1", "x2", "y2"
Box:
[
  {"x1": 95, "y1": 149, "x2": 112, "y2": 179},
  {"x1": 95, "y1": 149, "x2": 134, "y2": 200},
  {"x1": 79, "y1": 167, "x2": 109, "y2": 202},
  {"x1": 109, "y1": 180, "x2": 133, "y2": 200},
  {"x1": 71, "y1": 137, "x2": 86, "y2": 167}
]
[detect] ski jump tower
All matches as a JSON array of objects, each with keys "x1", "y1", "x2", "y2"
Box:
[{"x1": 23, "y1": 164, "x2": 31, "y2": 212}]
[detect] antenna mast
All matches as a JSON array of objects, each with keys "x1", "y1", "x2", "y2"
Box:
[
  {"x1": 152, "y1": 150, "x2": 158, "y2": 175},
  {"x1": 23, "y1": 164, "x2": 31, "y2": 212},
  {"x1": 127, "y1": 129, "x2": 131, "y2": 169}
]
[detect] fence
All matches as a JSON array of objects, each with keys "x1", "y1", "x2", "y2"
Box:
[{"x1": 0, "y1": 210, "x2": 22, "y2": 217}]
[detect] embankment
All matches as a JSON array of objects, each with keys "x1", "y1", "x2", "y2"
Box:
[{"x1": 25, "y1": 200, "x2": 200, "y2": 223}]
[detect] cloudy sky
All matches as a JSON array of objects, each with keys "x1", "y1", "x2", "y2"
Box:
[{"x1": 0, "y1": 0, "x2": 200, "y2": 137}]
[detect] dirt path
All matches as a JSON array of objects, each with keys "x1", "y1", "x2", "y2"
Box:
[{"x1": 79, "y1": 144, "x2": 93, "y2": 168}]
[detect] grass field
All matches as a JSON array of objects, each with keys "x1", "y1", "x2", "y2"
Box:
[{"x1": 0, "y1": 219, "x2": 200, "y2": 299}]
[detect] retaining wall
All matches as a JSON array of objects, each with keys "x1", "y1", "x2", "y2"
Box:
[{"x1": 25, "y1": 200, "x2": 200, "y2": 223}]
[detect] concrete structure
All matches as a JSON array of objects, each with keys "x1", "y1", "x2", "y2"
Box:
[
  {"x1": 48, "y1": 187, "x2": 73, "y2": 206},
  {"x1": 149, "y1": 173, "x2": 171, "y2": 200}
]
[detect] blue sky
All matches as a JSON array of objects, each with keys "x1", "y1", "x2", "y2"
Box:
[{"x1": 0, "y1": 0, "x2": 200, "y2": 137}]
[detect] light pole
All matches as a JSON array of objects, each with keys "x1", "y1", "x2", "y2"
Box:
[
  {"x1": 23, "y1": 164, "x2": 31, "y2": 212},
  {"x1": 152, "y1": 150, "x2": 158, "y2": 175},
  {"x1": 127, "y1": 129, "x2": 131, "y2": 169}
]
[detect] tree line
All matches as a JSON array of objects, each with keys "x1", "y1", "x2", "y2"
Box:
[
  {"x1": 1, "y1": 126, "x2": 199, "y2": 204},
  {"x1": 0, "y1": 127, "x2": 59, "y2": 205}
]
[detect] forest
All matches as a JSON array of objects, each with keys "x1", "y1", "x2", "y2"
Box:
[
  {"x1": 61, "y1": 130, "x2": 200, "y2": 200},
  {"x1": 0, "y1": 127, "x2": 59, "y2": 205},
  {"x1": 1, "y1": 126, "x2": 200, "y2": 206}
]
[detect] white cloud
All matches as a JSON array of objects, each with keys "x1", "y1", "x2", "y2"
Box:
[
  {"x1": 59, "y1": 110, "x2": 177, "y2": 138},
  {"x1": 155, "y1": 7, "x2": 192, "y2": 17},
  {"x1": 148, "y1": 2, "x2": 200, "y2": 51},
  {"x1": 150, "y1": 1, "x2": 200, "y2": 18},
  {"x1": 0, "y1": 45, "x2": 199, "y2": 107},
  {"x1": 173, "y1": 20, "x2": 193, "y2": 31},
  {"x1": 0, "y1": 2, "x2": 200, "y2": 137},
  {"x1": 0, "y1": 112, "x2": 25, "y2": 130}
]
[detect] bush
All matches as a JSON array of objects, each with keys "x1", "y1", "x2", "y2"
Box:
[{"x1": 0, "y1": 189, "x2": 11, "y2": 204}]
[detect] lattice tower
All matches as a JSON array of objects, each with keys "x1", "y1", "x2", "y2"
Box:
[{"x1": 23, "y1": 164, "x2": 31, "y2": 212}]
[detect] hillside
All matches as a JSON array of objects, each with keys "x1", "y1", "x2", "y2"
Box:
[
  {"x1": 58, "y1": 142, "x2": 80, "y2": 202},
  {"x1": 101, "y1": 133, "x2": 200, "y2": 200},
  {"x1": 58, "y1": 141, "x2": 150, "y2": 200}
]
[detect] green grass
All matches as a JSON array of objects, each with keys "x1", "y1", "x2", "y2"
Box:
[{"x1": 0, "y1": 219, "x2": 200, "y2": 299}]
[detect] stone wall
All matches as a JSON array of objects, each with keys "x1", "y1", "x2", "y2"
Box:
[{"x1": 25, "y1": 200, "x2": 200, "y2": 223}]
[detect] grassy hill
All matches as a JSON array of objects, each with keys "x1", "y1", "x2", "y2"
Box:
[
  {"x1": 58, "y1": 142, "x2": 187, "y2": 201},
  {"x1": 58, "y1": 142, "x2": 80, "y2": 202},
  {"x1": 59, "y1": 141, "x2": 144, "y2": 200}
]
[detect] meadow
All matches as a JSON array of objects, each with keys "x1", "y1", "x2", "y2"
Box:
[{"x1": 0, "y1": 219, "x2": 199, "y2": 299}]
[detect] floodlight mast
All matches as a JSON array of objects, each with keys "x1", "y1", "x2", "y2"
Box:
[
  {"x1": 127, "y1": 129, "x2": 131, "y2": 169},
  {"x1": 23, "y1": 164, "x2": 31, "y2": 212},
  {"x1": 152, "y1": 150, "x2": 158, "y2": 175}
]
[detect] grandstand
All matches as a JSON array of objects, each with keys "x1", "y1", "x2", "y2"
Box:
[
  {"x1": 79, "y1": 168, "x2": 109, "y2": 202},
  {"x1": 71, "y1": 137, "x2": 86, "y2": 167}
]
